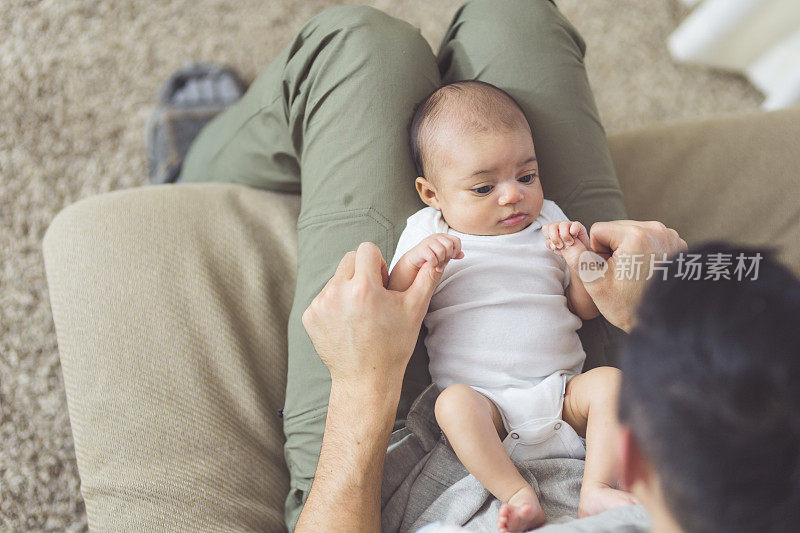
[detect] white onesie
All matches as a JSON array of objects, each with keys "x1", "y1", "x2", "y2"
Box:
[{"x1": 389, "y1": 199, "x2": 587, "y2": 462}]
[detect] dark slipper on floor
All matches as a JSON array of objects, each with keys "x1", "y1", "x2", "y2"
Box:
[{"x1": 146, "y1": 61, "x2": 247, "y2": 184}]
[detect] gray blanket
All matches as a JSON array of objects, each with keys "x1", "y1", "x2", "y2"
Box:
[{"x1": 381, "y1": 384, "x2": 651, "y2": 532}]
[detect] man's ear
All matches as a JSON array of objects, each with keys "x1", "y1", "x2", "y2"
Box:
[
  {"x1": 415, "y1": 177, "x2": 441, "y2": 210},
  {"x1": 619, "y1": 425, "x2": 649, "y2": 491}
]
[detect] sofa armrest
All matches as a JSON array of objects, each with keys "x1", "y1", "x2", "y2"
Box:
[
  {"x1": 608, "y1": 107, "x2": 800, "y2": 275},
  {"x1": 43, "y1": 183, "x2": 299, "y2": 531}
]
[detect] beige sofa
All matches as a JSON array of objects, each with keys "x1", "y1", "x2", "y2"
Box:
[{"x1": 43, "y1": 108, "x2": 800, "y2": 531}]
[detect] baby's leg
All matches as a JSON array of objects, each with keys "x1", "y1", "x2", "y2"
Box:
[
  {"x1": 562, "y1": 367, "x2": 638, "y2": 518},
  {"x1": 435, "y1": 384, "x2": 545, "y2": 532}
]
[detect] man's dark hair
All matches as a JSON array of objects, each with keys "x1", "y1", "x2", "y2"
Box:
[
  {"x1": 618, "y1": 242, "x2": 800, "y2": 533},
  {"x1": 408, "y1": 80, "x2": 530, "y2": 180}
]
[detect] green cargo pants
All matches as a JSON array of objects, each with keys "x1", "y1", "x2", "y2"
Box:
[{"x1": 180, "y1": 1, "x2": 626, "y2": 529}]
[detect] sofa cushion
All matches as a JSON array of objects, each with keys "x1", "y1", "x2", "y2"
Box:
[
  {"x1": 43, "y1": 183, "x2": 298, "y2": 531},
  {"x1": 608, "y1": 107, "x2": 800, "y2": 276}
]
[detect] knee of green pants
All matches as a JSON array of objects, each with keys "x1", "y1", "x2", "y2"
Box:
[
  {"x1": 181, "y1": 4, "x2": 437, "y2": 195},
  {"x1": 455, "y1": 0, "x2": 582, "y2": 53},
  {"x1": 309, "y1": 4, "x2": 425, "y2": 39}
]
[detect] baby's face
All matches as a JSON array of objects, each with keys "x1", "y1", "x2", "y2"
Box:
[{"x1": 419, "y1": 125, "x2": 543, "y2": 236}]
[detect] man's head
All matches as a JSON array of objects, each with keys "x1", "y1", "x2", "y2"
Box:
[
  {"x1": 618, "y1": 243, "x2": 800, "y2": 532},
  {"x1": 408, "y1": 80, "x2": 543, "y2": 236}
]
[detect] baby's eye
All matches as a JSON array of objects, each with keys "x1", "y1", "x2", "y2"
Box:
[
  {"x1": 472, "y1": 185, "x2": 493, "y2": 195},
  {"x1": 518, "y1": 173, "x2": 538, "y2": 183}
]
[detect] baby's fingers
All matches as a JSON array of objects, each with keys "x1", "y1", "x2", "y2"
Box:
[
  {"x1": 558, "y1": 221, "x2": 573, "y2": 245},
  {"x1": 418, "y1": 247, "x2": 440, "y2": 271},
  {"x1": 542, "y1": 223, "x2": 558, "y2": 248},
  {"x1": 427, "y1": 240, "x2": 448, "y2": 264},
  {"x1": 548, "y1": 223, "x2": 565, "y2": 249},
  {"x1": 434, "y1": 234, "x2": 462, "y2": 260},
  {"x1": 569, "y1": 221, "x2": 590, "y2": 247},
  {"x1": 545, "y1": 237, "x2": 563, "y2": 254},
  {"x1": 435, "y1": 233, "x2": 456, "y2": 259}
]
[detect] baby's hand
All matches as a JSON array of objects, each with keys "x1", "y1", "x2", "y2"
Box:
[
  {"x1": 406, "y1": 233, "x2": 464, "y2": 272},
  {"x1": 542, "y1": 220, "x2": 590, "y2": 255}
]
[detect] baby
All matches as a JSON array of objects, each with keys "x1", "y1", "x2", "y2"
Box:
[{"x1": 388, "y1": 81, "x2": 636, "y2": 532}]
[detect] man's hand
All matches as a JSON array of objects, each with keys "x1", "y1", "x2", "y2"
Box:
[
  {"x1": 302, "y1": 240, "x2": 443, "y2": 389},
  {"x1": 297, "y1": 241, "x2": 444, "y2": 533},
  {"x1": 584, "y1": 220, "x2": 687, "y2": 332}
]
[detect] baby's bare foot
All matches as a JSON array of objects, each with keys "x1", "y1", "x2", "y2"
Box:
[
  {"x1": 497, "y1": 486, "x2": 546, "y2": 532},
  {"x1": 578, "y1": 481, "x2": 638, "y2": 518}
]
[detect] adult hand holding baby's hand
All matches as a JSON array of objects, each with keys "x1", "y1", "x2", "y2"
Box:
[
  {"x1": 584, "y1": 221, "x2": 687, "y2": 332},
  {"x1": 302, "y1": 242, "x2": 442, "y2": 391},
  {"x1": 543, "y1": 220, "x2": 590, "y2": 267},
  {"x1": 543, "y1": 219, "x2": 687, "y2": 332},
  {"x1": 406, "y1": 233, "x2": 464, "y2": 273}
]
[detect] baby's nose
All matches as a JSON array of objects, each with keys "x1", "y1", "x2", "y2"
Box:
[{"x1": 499, "y1": 184, "x2": 524, "y2": 204}]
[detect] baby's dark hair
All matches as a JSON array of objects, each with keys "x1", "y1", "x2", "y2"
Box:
[{"x1": 408, "y1": 80, "x2": 530, "y2": 181}]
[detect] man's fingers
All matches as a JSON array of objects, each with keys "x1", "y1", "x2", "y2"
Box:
[
  {"x1": 334, "y1": 250, "x2": 357, "y2": 280},
  {"x1": 588, "y1": 221, "x2": 634, "y2": 256},
  {"x1": 353, "y1": 242, "x2": 385, "y2": 285},
  {"x1": 381, "y1": 258, "x2": 389, "y2": 288},
  {"x1": 589, "y1": 220, "x2": 688, "y2": 271},
  {"x1": 668, "y1": 228, "x2": 689, "y2": 253},
  {"x1": 405, "y1": 261, "x2": 441, "y2": 313}
]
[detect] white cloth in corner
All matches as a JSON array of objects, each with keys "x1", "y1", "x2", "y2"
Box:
[{"x1": 668, "y1": 0, "x2": 800, "y2": 109}]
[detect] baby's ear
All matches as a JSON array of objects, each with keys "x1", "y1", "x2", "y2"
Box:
[{"x1": 415, "y1": 177, "x2": 440, "y2": 209}]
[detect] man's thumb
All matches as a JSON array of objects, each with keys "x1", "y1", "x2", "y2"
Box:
[{"x1": 406, "y1": 261, "x2": 441, "y2": 308}]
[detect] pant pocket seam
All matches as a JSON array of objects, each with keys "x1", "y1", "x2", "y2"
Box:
[
  {"x1": 297, "y1": 206, "x2": 392, "y2": 232},
  {"x1": 297, "y1": 207, "x2": 396, "y2": 259}
]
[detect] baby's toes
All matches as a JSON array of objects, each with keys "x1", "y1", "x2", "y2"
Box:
[{"x1": 497, "y1": 504, "x2": 511, "y2": 532}]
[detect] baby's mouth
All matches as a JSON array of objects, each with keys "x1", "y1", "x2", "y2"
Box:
[{"x1": 500, "y1": 213, "x2": 528, "y2": 225}]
